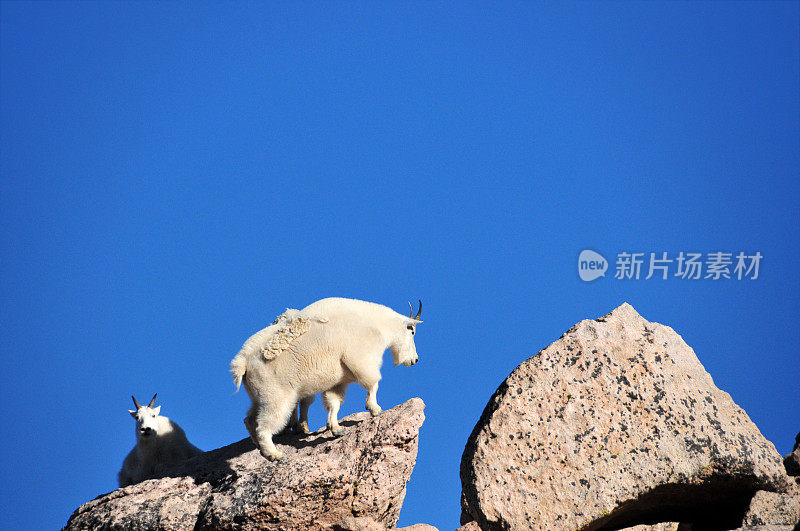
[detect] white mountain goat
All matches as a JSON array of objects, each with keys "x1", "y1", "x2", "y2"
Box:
[
  {"x1": 118, "y1": 394, "x2": 203, "y2": 487},
  {"x1": 230, "y1": 297, "x2": 422, "y2": 460}
]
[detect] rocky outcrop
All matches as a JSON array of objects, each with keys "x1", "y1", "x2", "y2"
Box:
[
  {"x1": 66, "y1": 398, "x2": 425, "y2": 530},
  {"x1": 619, "y1": 524, "x2": 682, "y2": 531},
  {"x1": 333, "y1": 516, "x2": 438, "y2": 531},
  {"x1": 737, "y1": 486, "x2": 800, "y2": 529},
  {"x1": 783, "y1": 432, "x2": 800, "y2": 477},
  {"x1": 460, "y1": 303, "x2": 792, "y2": 530}
]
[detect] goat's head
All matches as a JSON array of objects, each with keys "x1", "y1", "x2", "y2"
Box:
[
  {"x1": 391, "y1": 300, "x2": 422, "y2": 367},
  {"x1": 129, "y1": 394, "x2": 161, "y2": 440}
]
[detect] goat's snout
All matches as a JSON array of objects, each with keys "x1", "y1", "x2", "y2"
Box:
[{"x1": 140, "y1": 427, "x2": 153, "y2": 437}]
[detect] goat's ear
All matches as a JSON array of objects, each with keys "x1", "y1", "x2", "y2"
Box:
[
  {"x1": 129, "y1": 410, "x2": 137, "y2": 418},
  {"x1": 153, "y1": 406, "x2": 161, "y2": 415}
]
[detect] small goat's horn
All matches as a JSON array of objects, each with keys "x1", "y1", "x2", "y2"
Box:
[
  {"x1": 415, "y1": 299, "x2": 422, "y2": 320},
  {"x1": 408, "y1": 301, "x2": 414, "y2": 318},
  {"x1": 148, "y1": 393, "x2": 157, "y2": 408},
  {"x1": 132, "y1": 395, "x2": 141, "y2": 409}
]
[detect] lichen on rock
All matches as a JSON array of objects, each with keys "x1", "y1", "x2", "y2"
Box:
[{"x1": 460, "y1": 303, "x2": 791, "y2": 530}]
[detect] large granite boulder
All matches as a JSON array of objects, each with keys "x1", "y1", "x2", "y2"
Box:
[
  {"x1": 66, "y1": 398, "x2": 425, "y2": 530},
  {"x1": 460, "y1": 303, "x2": 791, "y2": 530}
]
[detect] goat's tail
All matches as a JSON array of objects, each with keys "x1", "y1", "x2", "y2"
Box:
[{"x1": 230, "y1": 352, "x2": 248, "y2": 392}]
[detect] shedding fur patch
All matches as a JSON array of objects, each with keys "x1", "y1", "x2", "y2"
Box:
[
  {"x1": 261, "y1": 312, "x2": 312, "y2": 361},
  {"x1": 272, "y1": 309, "x2": 300, "y2": 325}
]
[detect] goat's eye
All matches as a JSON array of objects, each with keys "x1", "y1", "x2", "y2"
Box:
[{"x1": 406, "y1": 325, "x2": 413, "y2": 330}]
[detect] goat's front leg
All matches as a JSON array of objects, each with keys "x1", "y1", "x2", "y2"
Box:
[{"x1": 365, "y1": 381, "x2": 382, "y2": 417}]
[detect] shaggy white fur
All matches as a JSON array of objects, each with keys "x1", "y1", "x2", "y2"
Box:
[{"x1": 230, "y1": 297, "x2": 421, "y2": 460}]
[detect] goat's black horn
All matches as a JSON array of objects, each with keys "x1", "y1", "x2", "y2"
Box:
[
  {"x1": 148, "y1": 393, "x2": 157, "y2": 408},
  {"x1": 415, "y1": 299, "x2": 422, "y2": 320},
  {"x1": 132, "y1": 395, "x2": 141, "y2": 409}
]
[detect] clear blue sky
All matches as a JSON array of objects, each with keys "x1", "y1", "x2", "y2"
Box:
[{"x1": 1, "y1": 2, "x2": 798, "y2": 529}]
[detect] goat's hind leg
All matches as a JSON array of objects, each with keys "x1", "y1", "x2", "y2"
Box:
[
  {"x1": 294, "y1": 395, "x2": 314, "y2": 435},
  {"x1": 243, "y1": 403, "x2": 258, "y2": 446},
  {"x1": 323, "y1": 383, "x2": 348, "y2": 436},
  {"x1": 281, "y1": 404, "x2": 299, "y2": 435},
  {"x1": 254, "y1": 396, "x2": 296, "y2": 461}
]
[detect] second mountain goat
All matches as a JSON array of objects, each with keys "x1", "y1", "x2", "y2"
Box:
[{"x1": 119, "y1": 394, "x2": 203, "y2": 486}]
